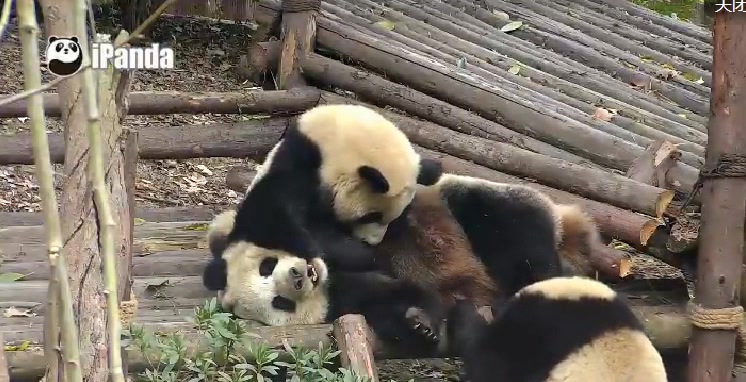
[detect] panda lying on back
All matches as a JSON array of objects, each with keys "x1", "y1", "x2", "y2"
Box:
[
  {"x1": 448, "y1": 277, "x2": 667, "y2": 382},
  {"x1": 210, "y1": 209, "x2": 443, "y2": 353}
]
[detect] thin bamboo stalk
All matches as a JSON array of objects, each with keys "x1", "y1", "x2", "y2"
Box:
[
  {"x1": 15, "y1": 1, "x2": 83, "y2": 382},
  {"x1": 71, "y1": 2, "x2": 125, "y2": 382}
]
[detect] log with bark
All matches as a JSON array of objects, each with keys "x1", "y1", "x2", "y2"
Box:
[
  {"x1": 324, "y1": 0, "x2": 710, "y2": 146},
  {"x1": 524, "y1": 0, "x2": 712, "y2": 71},
  {"x1": 332, "y1": 315, "x2": 379, "y2": 382},
  {"x1": 0, "y1": 88, "x2": 322, "y2": 118},
  {"x1": 306, "y1": 14, "x2": 701, "y2": 195},
  {"x1": 0, "y1": 118, "x2": 288, "y2": 165},
  {"x1": 317, "y1": 6, "x2": 707, "y2": 166},
  {"x1": 319, "y1": 92, "x2": 674, "y2": 219},
  {"x1": 477, "y1": 0, "x2": 710, "y2": 98},
  {"x1": 0, "y1": 206, "x2": 217, "y2": 226},
  {"x1": 687, "y1": 11, "x2": 746, "y2": 381},
  {"x1": 352, "y1": 0, "x2": 708, "y2": 128}
]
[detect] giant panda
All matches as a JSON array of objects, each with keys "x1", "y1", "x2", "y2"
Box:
[
  {"x1": 208, "y1": 208, "x2": 444, "y2": 354},
  {"x1": 447, "y1": 276, "x2": 668, "y2": 382},
  {"x1": 369, "y1": 173, "x2": 602, "y2": 311},
  {"x1": 203, "y1": 103, "x2": 443, "y2": 290}
]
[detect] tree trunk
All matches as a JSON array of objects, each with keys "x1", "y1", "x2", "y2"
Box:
[
  {"x1": 687, "y1": 11, "x2": 746, "y2": 382},
  {"x1": 1, "y1": 118, "x2": 289, "y2": 164},
  {"x1": 0, "y1": 88, "x2": 322, "y2": 118}
]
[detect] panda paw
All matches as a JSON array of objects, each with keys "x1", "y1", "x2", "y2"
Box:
[{"x1": 405, "y1": 306, "x2": 439, "y2": 343}]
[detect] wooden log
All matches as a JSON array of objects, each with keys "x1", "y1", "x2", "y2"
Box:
[
  {"x1": 0, "y1": 276, "x2": 214, "y2": 304},
  {"x1": 225, "y1": 167, "x2": 257, "y2": 194},
  {"x1": 582, "y1": 0, "x2": 712, "y2": 45},
  {"x1": 0, "y1": 88, "x2": 322, "y2": 118},
  {"x1": 0, "y1": 220, "x2": 211, "y2": 262},
  {"x1": 275, "y1": 0, "x2": 320, "y2": 89},
  {"x1": 0, "y1": 297, "x2": 211, "y2": 317},
  {"x1": 0, "y1": 118, "x2": 289, "y2": 165},
  {"x1": 362, "y1": 0, "x2": 709, "y2": 128},
  {"x1": 687, "y1": 10, "x2": 746, "y2": 382},
  {"x1": 0, "y1": 206, "x2": 217, "y2": 226},
  {"x1": 0, "y1": 333, "x2": 8, "y2": 382},
  {"x1": 478, "y1": 0, "x2": 710, "y2": 99},
  {"x1": 311, "y1": 15, "x2": 701, "y2": 195},
  {"x1": 528, "y1": 0, "x2": 712, "y2": 71},
  {"x1": 0, "y1": 250, "x2": 210, "y2": 281},
  {"x1": 324, "y1": 0, "x2": 710, "y2": 152},
  {"x1": 688, "y1": 8, "x2": 746, "y2": 382},
  {"x1": 332, "y1": 315, "x2": 379, "y2": 382},
  {"x1": 315, "y1": 6, "x2": 707, "y2": 167},
  {"x1": 625, "y1": 140, "x2": 681, "y2": 189},
  {"x1": 301, "y1": 52, "x2": 600, "y2": 167},
  {"x1": 319, "y1": 92, "x2": 673, "y2": 218}
]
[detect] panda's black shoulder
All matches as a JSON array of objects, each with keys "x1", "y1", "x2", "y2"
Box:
[{"x1": 478, "y1": 291, "x2": 642, "y2": 378}]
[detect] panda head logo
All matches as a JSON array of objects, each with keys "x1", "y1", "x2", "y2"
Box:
[{"x1": 45, "y1": 36, "x2": 83, "y2": 77}]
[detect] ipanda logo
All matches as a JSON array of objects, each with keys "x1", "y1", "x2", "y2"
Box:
[{"x1": 45, "y1": 35, "x2": 175, "y2": 77}]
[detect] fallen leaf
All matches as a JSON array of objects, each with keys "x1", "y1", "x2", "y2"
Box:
[
  {"x1": 5, "y1": 340, "x2": 30, "y2": 352},
  {"x1": 655, "y1": 68, "x2": 679, "y2": 80},
  {"x1": 491, "y1": 9, "x2": 509, "y2": 20},
  {"x1": 500, "y1": 21, "x2": 523, "y2": 33},
  {"x1": 681, "y1": 72, "x2": 701, "y2": 82},
  {"x1": 0, "y1": 272, "x2": 25, "y2": 283},
  {"x1": 133, "y1": 218, "x2": 146, "y2": 225},
  {"x1": 3, "y1": 307, "x2": 35, "y2": 318},
  {"x1": 695, "y1": 77, "x2": 705, "y2": 84},
  {"x1": 145, "y1": 280, "x2": 171, "y2": 292},
  {"x1": 182, "y1": 223, "x2": 209, "y2": 231},
  {"x1": 195, "y1": 164, "x2": 213, "y2": 176},
  {"x1": 227, "y1": 190, "x2": 238, "y2": 198},
  {"x1": 507, "y1": 65, "x2": 520, "y2": 75},
  {"x1": 17, "y1": 117, "x2": 28, "y2": 122},
  {"x1": 372, "y1": 19, "x2": 395, "y2": 31},
  {"x1": 592, "y1": 107, "x2": 617, "y2": 122}
]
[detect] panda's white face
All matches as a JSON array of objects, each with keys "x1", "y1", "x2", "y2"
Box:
[
  {"x1": 46, "y1": 38, "x2": 81, "y2": 63},
  {"x1": 219, "y1": 242, "x2": 329, "y2": 325}
]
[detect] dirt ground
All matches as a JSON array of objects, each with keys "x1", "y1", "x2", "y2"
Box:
[{"x1": 0, "y1": 10, "x2": 687, "y2": 381}]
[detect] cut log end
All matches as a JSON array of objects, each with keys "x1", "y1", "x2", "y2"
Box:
[
  {"x1": 332, "y1": 314, "x2": 379, "y2": 382},
  {"x1": 640, "y1": 219, "x2": 665, "y2": 247},
  {"x1": 655, "y1": 190, "x2": 676, "y2": 219}
]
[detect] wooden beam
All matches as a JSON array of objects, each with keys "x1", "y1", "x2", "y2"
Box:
[
  {"x1": 687, "y1": 10, "x2": 746, "y2": 382},
  {"x1": 332, "y1": 315, "x2": 379, "y2": 382},
  {"x1": 276, "y1": 0, "x2": 320, "y2": 89},
  {"x1": 625, "y1": 140, "x2": 681, "y2": 189}
]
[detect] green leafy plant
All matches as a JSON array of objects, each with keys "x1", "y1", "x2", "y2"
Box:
[{"x1": 126, "y1": 298, "x2": 413, "y2": 382}]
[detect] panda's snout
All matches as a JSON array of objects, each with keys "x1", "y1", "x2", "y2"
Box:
[
  {"x1": 63, "y1": 48, "x2": 69, "y2": 54},
  {"x1": 289, "y1": 267, "x2": 304, "y2": 290}
]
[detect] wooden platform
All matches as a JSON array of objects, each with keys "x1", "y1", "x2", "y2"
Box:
[{"x1": 0, "y1": 207, "x2": 695, "y2": 380}]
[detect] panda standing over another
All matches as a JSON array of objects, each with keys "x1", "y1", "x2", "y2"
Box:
[
  {"x1": 203, "y1": 103, "x2": 446, "y2": 350},
  {"x1": 447, "y1": 276, "x2": 668, "y2": 382}
]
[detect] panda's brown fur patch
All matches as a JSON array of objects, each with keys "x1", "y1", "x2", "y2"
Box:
[
  {"x1": 376, "y1": 186, "x2": 498, "y2": 310},
  {"x1": 554, "y1": 204, "x2": 601, "y2": 277}
]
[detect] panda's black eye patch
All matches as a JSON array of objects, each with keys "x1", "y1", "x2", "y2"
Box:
[
  {"x1": 69, "y1": 43, "x2": 78, "y2": 52},
  {"x1": 55, "y1": 42, "x2": 64, "y2": 51},
  {"x1": 355, "y1": 212, "x2": 383, "y2": 225},
  {"x1": 259, "y1": 257, "x2": 278, "y2": 276}
]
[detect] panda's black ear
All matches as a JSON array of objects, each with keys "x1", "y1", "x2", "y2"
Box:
[
  {"x1": 70, "y1": 36, "x2": 79, "y2": 43},
  {"x1": 358, "y1": 165, "x2": 389, "y2": 194},
  {"x1": 417, "y1": 158, "x2": 443, "y2": 186},
  {"x1": 48, "y1": 36, "x2": 59, "y2": 42}
]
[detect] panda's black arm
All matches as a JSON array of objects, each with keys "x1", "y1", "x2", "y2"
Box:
[
  {"x1": 313, "y1": 229, "x2": 378, "y2": 272},
  {"x1": 327, "y1": 271, "x2": 444, "y2": 354}
]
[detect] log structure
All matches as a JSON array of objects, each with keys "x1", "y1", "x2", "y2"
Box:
[
  {"x1": 0, "y1": 88, "x2": 322, "y2": 118},
  {"x1": 275, "y1": 0, "x2": 321, "y2": 89},
  {"x1": 686, "y1": 11, "x2": 746, "y2": 382}
]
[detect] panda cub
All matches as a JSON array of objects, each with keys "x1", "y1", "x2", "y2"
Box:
[
  {"x1": 447, "y1": 277, "x2": 667, "y2": 382},
  {"x1": 369, "y1": 173, "x2": 602, "y2": 312},
  {"x1": 208, "y1": 205, "x2": 444, "y2": 353}
]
